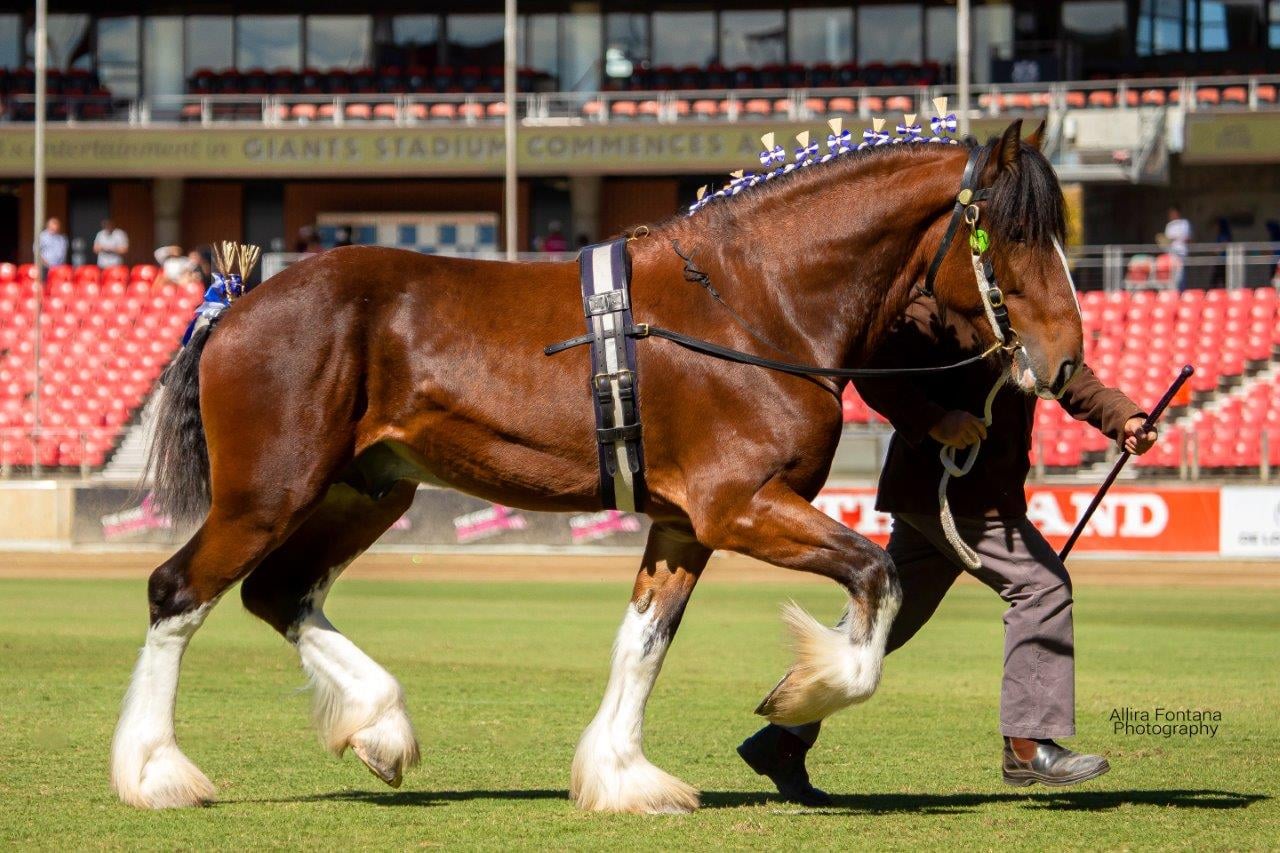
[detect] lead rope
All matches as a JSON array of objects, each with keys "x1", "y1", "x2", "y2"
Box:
[{"x1": 937, "y1": 374, "x2": 1006, "y2": 570}]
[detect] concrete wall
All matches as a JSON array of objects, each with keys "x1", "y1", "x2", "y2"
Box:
[{"x1": 0, "y1": 482, "x2": 74, "y2": 546}]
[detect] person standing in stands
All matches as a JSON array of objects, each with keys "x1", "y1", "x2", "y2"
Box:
[
  {"x1": 93, "y1": 219, "x2": 129, "y2": 268},
  {"x1": 1162, "y1": 205, "x2": 1192, "y2": 289},
  {"x1": 38, "y1": 217, "x2": 67, "y2": 268},
  {"x1": 737, "y1": 293, "x2": 1158, "y2": 805},
  {"x1": 542, "y1": 220, "x2": 569, "y2": 253}
]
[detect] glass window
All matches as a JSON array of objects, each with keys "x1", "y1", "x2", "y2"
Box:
[
  {"x1": 306, "y1": 17, "x2": 371, "y2": 69},
  {"x1": 1271, "y1": 0, "x2": 1280, "y2": 46},
  {"x1": 651, "y1": 12, "x2": 715, "y2": 66},
  {"x1": 858, "y1": 5, "x2": 922, "y2": 64},
  {"x1": 392, "y1": 15, "x2": 439, "y2": 48},
  {"x1": 720, "y1": 10, "x2": 785, "y2": 66},
  {"x1": 790, "y1": 8, "x2": 853, "y2": 65},
  {"x1": 1199, "y1": 1, "x2": 1265, "y2": 51},
  {"x1": 445, "y1": 14, "x2": 503, "y2": 66},
  {"x1": 1062, "y1": 1, "x2": 1128, "y2": 63},
  {"x1": 521, "y1": 14, "x2": 559, "y2": 78},
  {"x1": 925, "y1": 6, "x2": 957, "y2": 67},
  {"x1": 1138, "y1": 0, "x2": 1188, "y2": 54},
  {"x1": 97, "y1": 17, "x2": 139, "y2": 99},
  {"x1": 185, "y1": 17, "x2": 233, "y2": 74},
  {"x1": 0, "y1": 14, "x2": 21, "y2": 68},
  {"x1": 561, "y1": 13, "x2": 601, "y2": 91},
  {"x1": 144, "y1": 17, "x2": 184, "y2": 107},
  {"x1": 384, "y1": 15, "x2": 439, "y2": 67},
  {"x1": 28, "y1": 14, "x2": 92, "y2": 70},
  {"x1": 236, "y1": 16, "x2": 301, "y2": 70},
  {"x1": 973, "y1": 4, "x2": 1013, "y2": 83},
  {"x1": 605, "y1": 12, "x2": 648, "y2": 78}
]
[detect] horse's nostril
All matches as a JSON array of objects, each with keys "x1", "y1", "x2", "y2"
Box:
[{"x1": 1053, "y1": 361, "x2": 1076, "y2": 393}]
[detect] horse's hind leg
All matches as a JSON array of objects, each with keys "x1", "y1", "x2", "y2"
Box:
[
  {"x1": 240, "y1": 481, "x2": 420, "y2": 788},
  {"x1": 571, "y1": 522, "x2": 710, "y2": 814},
  {"x1": 701, "y1": 480, "x2": 902, "y2": 727},
  {"x1": 111, "y1": 497, "x2": 323, "y2": 808}
]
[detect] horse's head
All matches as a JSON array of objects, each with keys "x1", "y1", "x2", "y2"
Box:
[{"x1": 931, "y1": 121, "x2": 1083, "y2": 399}]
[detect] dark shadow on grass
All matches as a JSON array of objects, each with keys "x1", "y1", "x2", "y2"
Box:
[
  {"x1": 237, "y1": 787, "x2": 1266, "y2": 813},
  {"x1": 234, "y1": 788, "x2": 568, "y2": 807},
  {"x1": 702, "y1": 789, "x2": 1269, "y2": 814}
]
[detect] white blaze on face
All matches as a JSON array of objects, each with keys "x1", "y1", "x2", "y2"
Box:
[{"x1": 1052, "y1": 237, "x2": 1082, "y2": 320}]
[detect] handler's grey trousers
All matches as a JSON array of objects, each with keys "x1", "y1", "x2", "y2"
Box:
[{"x1": 789, "y1": 512, "x2": 1076, "y2": 742}]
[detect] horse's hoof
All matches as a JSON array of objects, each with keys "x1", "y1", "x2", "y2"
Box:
[
  {"x1": 352, "y1": 742, "x2": 403, "y2": 788},
  {"x1": 111, "y1": 742, "x2": 216, "y2": 809}
]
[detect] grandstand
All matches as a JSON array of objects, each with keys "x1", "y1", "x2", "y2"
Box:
[{"x1": 1, "y1": 0, "x2": 1279, "y2": 483}]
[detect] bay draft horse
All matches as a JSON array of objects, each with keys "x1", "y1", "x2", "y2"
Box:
[{"x1": 111, "y1": 121, "x2": 1083, "y2": 813}]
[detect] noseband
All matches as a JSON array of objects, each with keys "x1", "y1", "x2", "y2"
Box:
[{"x1": 922, "y1": 146, "x2": 1018, "y2": 350}]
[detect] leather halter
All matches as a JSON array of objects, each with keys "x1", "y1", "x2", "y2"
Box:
[{"x1": 922, "y1": 145, "x2": 1016, "y2": 348}]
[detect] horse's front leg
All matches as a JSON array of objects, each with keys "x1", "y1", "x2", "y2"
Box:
[
  {"x1": 570, "y1": 522, "x2": 710, "y2": 814},
  {"x1": 701, "y1": 479, "x2": 902, "y2": 727}
]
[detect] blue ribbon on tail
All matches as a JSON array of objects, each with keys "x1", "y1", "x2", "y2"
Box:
[{"x1": 181, "y1": 272, "x2": 243, "y2": 345}]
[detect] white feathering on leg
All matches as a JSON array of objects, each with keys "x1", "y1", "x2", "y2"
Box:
[
  {"x1": 291, "y1": 568, "x2": 419, "y2": 787},
  {"x1": 758, "y1": 587, "x2": 901, "y2": 727},
  {"x1": 110, "y1": 605, "x2": 216, "y2": 809},
  {"x1": 570, "y1": 605, "x2": 700, "y2": 814}
]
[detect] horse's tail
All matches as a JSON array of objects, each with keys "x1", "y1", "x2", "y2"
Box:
[{"x1": 144, "y1": 323, "x2": 216, "y2": 524}]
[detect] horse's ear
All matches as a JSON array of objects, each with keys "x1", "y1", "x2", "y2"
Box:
[
  {"x1": 995, "y1": 120, "x2": 1024, "y2": 171},
  {"x1": 1024, "y1": 119, "x2": 1047, "y2": 152}
]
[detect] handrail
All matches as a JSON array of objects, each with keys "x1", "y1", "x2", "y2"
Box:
[{"x1": 3, "y1": 72, "x2": 1279, "y2": 127}]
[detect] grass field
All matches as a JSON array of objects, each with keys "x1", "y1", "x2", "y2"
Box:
[{"x1": 0, "y1": 567, "x2": 1277, "y2": 850}]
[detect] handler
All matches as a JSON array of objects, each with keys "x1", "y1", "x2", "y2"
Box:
[{"x1": 737, "y1": 294, "x2": 1157, "y2": 804}]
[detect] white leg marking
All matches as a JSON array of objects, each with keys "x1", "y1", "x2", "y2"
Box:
[
  {"x1": 111, "y1": 604, "x2": 217, "y2": 809},
  {"x1": 290, "y1": 569, "x2": 419, "y2": 787},
  {"x1": 759, "y1": 584, "x2": 903, "y2": 727},
  {"x1": 570, "y1": 605, "x2": 699, "y2": 814}
]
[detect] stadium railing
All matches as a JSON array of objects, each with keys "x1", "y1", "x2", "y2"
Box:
[{"x1": 5, "y1": 73, "x2": 1279, "y2": 126}]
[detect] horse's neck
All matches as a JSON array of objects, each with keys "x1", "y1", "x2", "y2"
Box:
[{"x1": 710, "y1": 162, "x2": 952, "y2": 368}]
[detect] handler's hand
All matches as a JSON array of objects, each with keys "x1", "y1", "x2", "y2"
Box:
[
  {"x1": 929, "y1": 410, "x2": 987, "y2": 449},
  {"x1": 1122, "y1": 416, "x2": 1158, "y2": 454}
]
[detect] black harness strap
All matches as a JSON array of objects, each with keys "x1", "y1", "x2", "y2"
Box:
[
  {"x1": 548, "y1": 323, "x2": 997, "y2": 379},
  {"x1": 922, "y1": 146, "x2": 989, "y2": 297},
  {"x1": 577, "y1": 238, "x2": 647, "y2": 512}
]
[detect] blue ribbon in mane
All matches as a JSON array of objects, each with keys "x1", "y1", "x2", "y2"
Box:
[
  {"x1": 931, "y1": 113, "x2": 958, "y2": 135},
  {"x1": 860, "y1": 126, "x2": 890, "y2": 149},
  {"x1": 827, "y1": 129, "x2": 852, "y2": 155},
  {"x1": 895, "y1": 121, "x2": 923, "y2": 143},
  {"x1": 794, "y1": 140, "x2": 820, "y2": 165},
  {"x1": 181, "y1": 272, "x2": 243, "y2": 345},
  {"x1": 759, "y1": 145, "x2": 786, "y2": 168}
]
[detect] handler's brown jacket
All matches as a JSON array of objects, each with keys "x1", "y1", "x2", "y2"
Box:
[{"x1": 853, "y1": 296, "x2": 1143, "y2": 518}]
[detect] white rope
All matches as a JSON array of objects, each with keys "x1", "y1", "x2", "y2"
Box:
[{"x1": 937, "y1": 374, "x2": 1006, "y2": 570}]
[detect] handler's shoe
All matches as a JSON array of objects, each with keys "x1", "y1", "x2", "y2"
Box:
[
  {"x1": 1002, "y1": 738, "x2": 1110, "y2": 787},
  {"x1": 737, "y1": 724, "x2": 832, "y2": 806}
]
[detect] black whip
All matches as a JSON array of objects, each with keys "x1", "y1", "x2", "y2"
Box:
[{"x1": 1058, "y1": 364, "x2": 1195, "y2": 561}]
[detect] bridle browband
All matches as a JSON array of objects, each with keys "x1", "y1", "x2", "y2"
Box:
[{"x1": 547, "y1": 143, "x2": 1018, "y2": 381}]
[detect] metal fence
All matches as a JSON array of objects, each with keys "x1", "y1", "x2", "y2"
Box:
[{"x1": 4, "y1": 73, "x2": 1278, "y2": 127}]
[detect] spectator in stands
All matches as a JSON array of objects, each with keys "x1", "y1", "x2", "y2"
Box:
[
  {"x1": 185, "y1": 249, "x2": 209, "y2": 286},
  {"x1": 295, "y1": 225, "x2": 322, "y2": 254},
  {"x1": 738, "y1": 293, "x2": 1158, "y2": 804},
  {"x1": 93, "y1": 219, "x2": 129, "y2": 268},
  {"x1": 1161, "y1": 204, "x2": 1191, "y2": 289},
  {"x1": 38, "y1": 217, "x2": 67, "y2": 268},
  {"x1": 154, "y1": 244, "x2": 195, "y2": 284},
  {"x1": 542, "y1": 220, "x2": 568, "y2": 253}
]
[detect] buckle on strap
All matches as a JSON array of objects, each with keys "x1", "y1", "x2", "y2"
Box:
[
  {"x1": 597, "y1": 423, "x2": 642, "y2": 443},
  {"x1": 586, "y1": 290, "x2": 629, "y2": 316}
]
